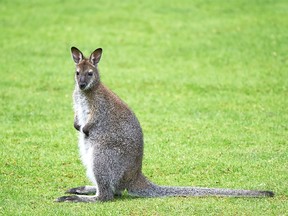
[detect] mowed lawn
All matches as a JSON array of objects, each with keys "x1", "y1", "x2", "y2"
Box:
[{"x1": 1, "y1": 0, "x2": 287, "y2": 215}]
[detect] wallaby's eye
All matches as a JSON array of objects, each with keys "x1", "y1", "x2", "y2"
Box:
[
  {"x1": 76, "y1": 71, "x2": 80, "y2": 76},
  {"x1": 88, "y1": 72, "x2": 93, "y2": 76}
]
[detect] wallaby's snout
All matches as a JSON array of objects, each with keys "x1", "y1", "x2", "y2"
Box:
[
  {"x1": 79, "y1": 82, "x2": 87, "y2": 90},
  {"x1": 78, "y1": 76, "x2": 87, "y2": 90}
]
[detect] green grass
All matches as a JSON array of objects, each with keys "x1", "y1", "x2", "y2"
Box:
[{"x1": 1, "y1": 0, "x2": 287, "y2": 215}]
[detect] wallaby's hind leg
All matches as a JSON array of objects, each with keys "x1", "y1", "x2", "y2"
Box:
[
  {"x1": 65, "y1": 186, "x2": 97, "y2": 195},
  {"x1": 57, "y1": 172, "x2": 116, "y2": 202},
  {"x1": 56, "y1": 187, "x2": 114, "y2": 202},
  {"x1": 57, "y1": 183, "x2": 115, "y2": 202}
]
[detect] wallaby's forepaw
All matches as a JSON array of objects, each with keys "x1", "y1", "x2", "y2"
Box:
[
  {"x1": 55, "y1": 195, "x2": 81, "y2": 202},
  {"x1": 82, "y1": 125, "x2": 90, "y2": 136}
]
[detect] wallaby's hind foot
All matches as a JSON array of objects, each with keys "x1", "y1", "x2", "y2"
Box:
[
  {"x1": 56, "y1": 190, "x2": 115, "y2": 203},
  {"x1": 65, "y1": 185, "x2": 123, "y2": 196},
  {"x1": 65, "y1": 186, "x2": 97, "y2": 195},
  {"x1": 56, "y1": 195, "x2": 98, "y2": 203}
]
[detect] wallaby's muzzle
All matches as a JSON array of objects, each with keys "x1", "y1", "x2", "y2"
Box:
[
  {"x1": 79, "y1": 83, "x2": 87, "y2": 90},
  {"x1": 79, "y1": 76, "x2": 87, "y2": 90}
]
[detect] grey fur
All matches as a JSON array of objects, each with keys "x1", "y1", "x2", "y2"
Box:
[{"x1": 56, "y1": 47, "x2": 274, "y2": 202}]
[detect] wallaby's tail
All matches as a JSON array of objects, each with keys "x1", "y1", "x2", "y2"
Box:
[{"x1": 127, "y1": 174, "x2": 274, "y2": 198}]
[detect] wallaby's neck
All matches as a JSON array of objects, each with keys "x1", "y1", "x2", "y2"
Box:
[{"x1": 76, "y1": 82, "x2": 117, "y2": 111}]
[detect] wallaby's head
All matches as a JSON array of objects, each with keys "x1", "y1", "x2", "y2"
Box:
[{"x1": 71, "y1": 47, "x2": 103, "y2": 91}]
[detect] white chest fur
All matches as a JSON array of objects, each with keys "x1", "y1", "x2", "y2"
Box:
[{"x1": 75, "y1": 93, "x2": 89, "y2": 126}]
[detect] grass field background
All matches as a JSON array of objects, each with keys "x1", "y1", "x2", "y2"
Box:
[{"x1": 1, "y1": 0, "x2": 287, "y2": 215}]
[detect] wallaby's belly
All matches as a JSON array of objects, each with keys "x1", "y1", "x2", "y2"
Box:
[
  {"x1": 78, "y1": 126, "x2": 143, "y2": 188},
  {"x1": 78, "y1": 134, "x2": 98, "y2": 185}
]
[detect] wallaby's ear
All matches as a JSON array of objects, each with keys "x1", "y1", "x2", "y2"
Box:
[
  {"x1": 89, "y1": 48, "x2": 103, "y2": 66},
  {"x1": 71, "y1": 47, "x2": 84, "y2": 64}
]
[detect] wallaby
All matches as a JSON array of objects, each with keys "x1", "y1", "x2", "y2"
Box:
[{"x1": 56, "y1": 47, "x2": 274, "y2": 202}]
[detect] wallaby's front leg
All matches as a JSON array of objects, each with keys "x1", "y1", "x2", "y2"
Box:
[
  {"x1": 81, "y1": 113, "x2": 95, "y2": 136},
  {"x1": 74, "y1": 113, "x2": 92, "y2": 137},
  {"x1": 81, "y1": 122, "x2": 93, "y2": 136}
]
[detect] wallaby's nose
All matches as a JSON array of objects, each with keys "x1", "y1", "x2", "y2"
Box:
[{"x1": 79, "y1": 83, "x2": 86, "y2": 90}]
